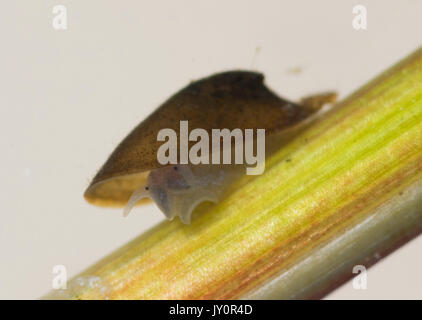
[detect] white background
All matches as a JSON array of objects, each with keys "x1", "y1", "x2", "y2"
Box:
[{"x1": 0, "y1": 0, "x2": 421, "y2": 299}]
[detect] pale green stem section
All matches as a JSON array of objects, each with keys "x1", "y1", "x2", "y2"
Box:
[
  {"x1": 244, "y1": 178, "x2": 422, "y2": 299},
  {"x1": 44, "y1": 47, "x2": 422, "y2": 300}
]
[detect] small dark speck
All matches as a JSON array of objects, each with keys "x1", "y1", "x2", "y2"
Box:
[
  {"x1": 304, "y1": 138, "x2": 308, "y2": 143},
  {"x1": 286, "y1": 158, "x2": 291, "y2": 162},
  {"x1": 174, "y1": 166, "x2": 178, "y2": 171},
  {"x1": 399, "y1": 191, "x2": 403, "y2": 196},
  {"x1": 145, "y1": 186, "x2": 149, "y2": 190}
]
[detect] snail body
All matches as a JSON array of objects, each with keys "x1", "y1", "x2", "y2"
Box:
[
  {"x1": 84, "y1": 71, "x2": 336, "y2": 224},
  {"x1": 124, "y1": 163, "x2": 244, "y2": 224}
]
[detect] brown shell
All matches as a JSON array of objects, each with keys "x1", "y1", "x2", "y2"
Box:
[{"x1": 84, "y1": 71, "x2": 322, "y2": 207}]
